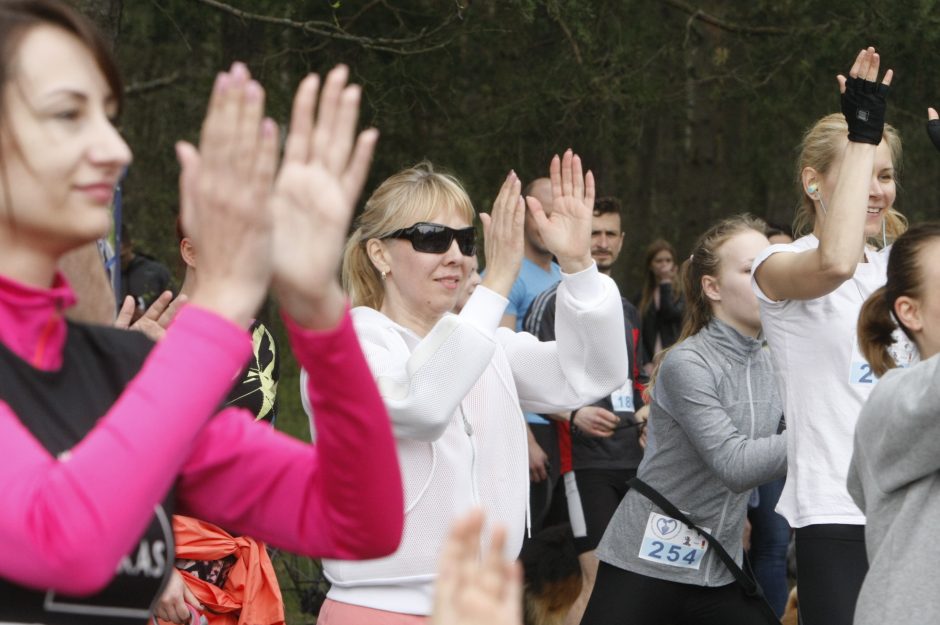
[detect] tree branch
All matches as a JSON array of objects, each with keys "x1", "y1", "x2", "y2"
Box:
[
  {"x1": 659, "y1": 0, "x2": 792, "y2": 36},
  {"x1": 191, "y1": 0, "x2": 464, "y2": 55},
  {"x1": 126, "y1": 72, "x2": 180, "y2": 96}
]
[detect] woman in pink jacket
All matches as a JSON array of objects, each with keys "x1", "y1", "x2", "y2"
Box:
[{"x1": 0, "y1": 2, "x2": 403, "y2": 623}]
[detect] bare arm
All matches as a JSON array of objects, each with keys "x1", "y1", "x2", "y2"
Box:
[{"x1": 755, "y1": 48, "x2": 892, "y2": 302}]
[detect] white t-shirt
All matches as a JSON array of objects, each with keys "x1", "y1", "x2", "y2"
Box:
[{"x1": 751, "y1": 234, "x2": 897, "y2": 527}]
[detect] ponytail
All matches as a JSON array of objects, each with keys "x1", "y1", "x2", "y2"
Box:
[{"x1": 857, "y1": 286, "x2": 897, "y2": 377}]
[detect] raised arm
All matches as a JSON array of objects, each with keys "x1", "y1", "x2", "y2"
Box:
[
  {"x1": 755, "y1": 47, "x2": 893, "y2": 302},
  {"x1": 503, "y1": 151, "x2": 627, "y2": 411}
]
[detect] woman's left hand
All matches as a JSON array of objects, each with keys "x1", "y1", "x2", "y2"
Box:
[
  {"x1": 268, "y1": 65, "x2": 378, "y2": 329},
  {"x1": 525, "y1": 149, "x2": 594, "y2": 274}
]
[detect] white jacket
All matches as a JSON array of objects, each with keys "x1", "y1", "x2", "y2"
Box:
[{"x1": 300, "y1": 263, "x2": 628, "y2": 615}]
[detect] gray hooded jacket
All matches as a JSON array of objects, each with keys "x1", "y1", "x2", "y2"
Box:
[{"x1": 596, "y1": 318, "x2": 786, "y2": 586}]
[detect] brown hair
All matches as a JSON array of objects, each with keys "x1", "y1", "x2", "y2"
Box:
[
  {"x1": 638, "y1": 239, "x2": 677, "y2": 315},
  {"x1": 0, "y1": 1, "x2": 123, "y2": 214},
  {"x1": 647, "y1": 214, "x2": 767, "y2": 394},
  {"x1": 858, "y1": 222, "x2": 940, "y2": 376},
  {"x1": 342, "y1": 161, "x2": 476, "y2": 309},
  {"x1": 0, "y1": 1, "x2": 123, "y2": 118},
  {"x1": 793, "y1": 113, "x2": 906, "y2": 247}
]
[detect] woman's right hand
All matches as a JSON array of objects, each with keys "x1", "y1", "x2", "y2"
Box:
[
  {"x1": 152, "y1": 570, "x2": 203, "y2": 625},
  {"x1": 176, "y1": 62, "x2": 278, "y2": 329},
  {"x1": 480, "y1": 171, "x2": 525, "y2": 298}
]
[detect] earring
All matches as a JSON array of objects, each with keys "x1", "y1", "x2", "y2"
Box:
[{"x1": 381, "y1": 269, "x2": 388, "y2": 281}]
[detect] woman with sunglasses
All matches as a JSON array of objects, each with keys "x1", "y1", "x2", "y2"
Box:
[{"x1": 302, "y1": 154, "x2": 628, "y2": 624}]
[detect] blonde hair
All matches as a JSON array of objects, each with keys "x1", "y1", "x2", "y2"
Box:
[
  {"x1": 647, "y1": 214, "x2": 767, "y2": 395},
  {"x1": 793, "y1": 113, "x2": 907, "y2": 247},
  {"x1": 342, "y1": 161, "x2": 476, "y2": 309}
]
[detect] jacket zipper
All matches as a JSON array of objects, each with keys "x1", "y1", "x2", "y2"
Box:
[{"x1": 458, "y1": 403, "x2": 479, "y2": 504}]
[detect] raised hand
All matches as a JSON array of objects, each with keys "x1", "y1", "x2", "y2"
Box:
[
  {"x1": 176, "y1": 62, "x2": 278, "y2": 328},
  {"x1": 837, "y1": 47, "x2": 892, "y2": 145},
  {"x1": 114, "y1": 291, "x2": 187, "y2": 342},
  {"x1": 431, "y1": 510, "x2": 523, "y2": 625},
  {"x1": 479, "y1": 171, "x2": 525, "y2": 298},
  {"x1": 268, "y1": 65, "x2": 378, "y2": 329},
  {"x1": 526, "y1": 150, "x2": 594, "y2": 273}
]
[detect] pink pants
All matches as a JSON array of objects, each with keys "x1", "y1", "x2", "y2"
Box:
[{"x1": 317, "y1": 598, "x2": 429, "y2": 625}]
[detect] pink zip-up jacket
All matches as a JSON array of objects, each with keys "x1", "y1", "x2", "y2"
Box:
[{"x1": 0, "y1": 273, "x2": 404, "y2": 596}]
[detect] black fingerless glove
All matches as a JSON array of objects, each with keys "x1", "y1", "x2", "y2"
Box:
[
  {"x1": 927, "y1": 119, "x2": 940, "y2": 152},
  {"x1": 841, "y1": 76, "x2": 889, "y2": 144}
]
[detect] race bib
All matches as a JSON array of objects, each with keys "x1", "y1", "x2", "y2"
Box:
[
  {"x1": 610, "y1": 379, "x2": 634, "y2": 413},
  {"x1": 848, "y1": 335, "x2": 877, "y2": 386},
  {"x1": 638, "y1": 511, "x2": 709, "y2": 570}
]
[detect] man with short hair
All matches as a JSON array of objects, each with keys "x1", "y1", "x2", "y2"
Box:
[{"x1": 524, "y1": 196, "x2": 646, "y2": 625}]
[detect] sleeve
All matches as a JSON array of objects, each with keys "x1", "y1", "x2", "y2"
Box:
[
  {"x1": 656, "y1": 283, "x2": 684, "y2": 323},
  {"x1": 301, "y1": 287, "x2": 506, "y2": 442},
  {"x1": 856, "y1": 359, "x2": 940, "y2": 495},
  {"x1": 177, "y1": 308, "x2": 403, "y2": 561},
  {"x1": 750, "y1": 242, "x2": 801, "y2": 304},
  {"x1": 656, "y1": 351, "x2": 787, "y2": 493},
  {"x1": 501, "y1": 264, "x2": 629, "y2": 414},
  {"x1": 0, "y1": 305, "x2": 251, "y2": 595}
]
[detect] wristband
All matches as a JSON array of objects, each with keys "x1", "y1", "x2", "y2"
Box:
[
  {"x1": 841, "y1": 76, "x2": 889, "y2": 145},
  {"x1": 570, "y1": 408, "x2": 579, "y2": 426},
  {"x1": 928, "y1": 119, "x2": 940, "y2": 152}
]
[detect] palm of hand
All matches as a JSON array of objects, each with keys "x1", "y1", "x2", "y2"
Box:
[
  {"x1": 269, "y1": 161, "x2": 352, "y2": 294},
  {"x1": 539, "y1": 196, "x2": 591, "y2": 258}
]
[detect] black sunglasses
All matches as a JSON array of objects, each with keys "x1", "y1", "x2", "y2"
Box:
[{"x1": 383, "y1": 222, "x2": 476, "y2": 256}]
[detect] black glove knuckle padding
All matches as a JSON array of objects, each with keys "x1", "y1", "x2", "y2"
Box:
[{"x1": 841, "y1": 76, "x2": 889, "y2": 145}]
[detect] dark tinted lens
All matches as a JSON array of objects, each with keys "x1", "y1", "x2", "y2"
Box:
[
  {"x1": 454, "y1": 228, "x2": 476, "y2": 256},
  {"x1": 411, "y1": 223, "x2": 452, "y2": 253}
]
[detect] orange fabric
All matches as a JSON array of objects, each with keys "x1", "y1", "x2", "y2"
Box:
[{"x1": 168, "y1": 515, "x2": 284, "y2": 625}]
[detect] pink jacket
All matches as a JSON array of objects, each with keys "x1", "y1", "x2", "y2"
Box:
[{"x1": 0, "y1": 273, "x2": 403, "y2": 595}]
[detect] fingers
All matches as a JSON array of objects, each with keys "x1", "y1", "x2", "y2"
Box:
[
  {"x1": 253, "y1": 118, "x2": 280, "y2": 195},
  {"x1": 929, "y1": 107, "x2": 939, "y2": 121},
  {"x1": 560, "y1": 149, "x2": 574, "y2": 198},
  {"x1": 283, "y1": 73, "x2": 320, "y2": 164},
  {"x1": 142, "y1": 291, "x2": 174, "y2": 322},
  {"x1": 182, "y1": 581, "x2": 204, "y2": 611},
  {"x1": 584, "y1": 169, "x2": 596, "y2": 211},
  {"x1": 310, "y1": 65, "x2": 349, "y2": 167},
  {"x1": 115, "y1": 295, "x2": 135, "y2": 329},
  {"x1": 479, "y1": 211, "x2": 492, "y2": 238},
  {"x1": 525, "y1": 194, "x2": 548, "y2": 233},
  {"x1": 571, "y1": 152, "x2": 584, "y2": 200},
  {"x1": 850, "y1": 47, "x2": 869, "y2": 80},
  {"x1": 201, "y1": 63, "x2": 249, "y2": 172},
  {"x1": 158, "y1": 293, "x2": 187, "y2": 329},
  {"x1": 549, "y1": 153, "x2": 562, "y2": 202},
  {"x1": 478, "y1": 524, "x2": 508, "y2": 599},
  {"x1": 326, "y1": 84, "x2": 362, "y2": 174},
  {"x1": 836, "y1": 74, "x2": 847, "y2": 94},
  {"x1": 342, "y1": 127, "x2": 379, "y2": 201},
  {"x1": 234, "y1": 79, "x2": 266, "y2": 177},
  {"x1": 175, "y1": 141, "x2": 200, "y2": 237},
  {"x1": 882, "y1": 68, "x2": 894, "y2": 87}
]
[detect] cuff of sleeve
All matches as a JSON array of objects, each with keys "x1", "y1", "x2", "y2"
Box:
[
  {"x1": 561, "y1": 261, "x2": 606, "y2": 305},
  {"x1": 458, "y1": 285, "x2": 508, "y2": 336},
  {"x1": 173, "y1": 304, "x2": 253, "y2": 365},
  {"x1": 282, "y1": 304, "x2": 355, "y2": 371}
]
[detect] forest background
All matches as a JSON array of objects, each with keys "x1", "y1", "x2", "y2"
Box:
[{"x1": 70, "y1": 0, "x2": 940, "y2": 620}]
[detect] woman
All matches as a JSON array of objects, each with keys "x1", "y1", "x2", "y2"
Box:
[
  {"x1": 750, "y1": 47, "x2": 910, "y2": 625},
  {"x1": 637, "y1": 239, "x2": 684, "y2": 371},
  {"x1": 303, "y1": 153, "x2": 629, "y2": 624},
  {"x1": 0, "y1": 2, "x2": 403, "y2": 623},
  {"x1": 581, "y1": 215, "x2": 786, "y2": 625},
  {"x1": 849, "y1": 223, "x2": 940, "y2": 625}
]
